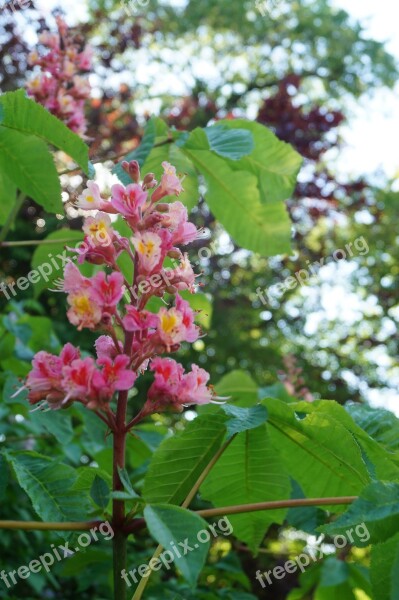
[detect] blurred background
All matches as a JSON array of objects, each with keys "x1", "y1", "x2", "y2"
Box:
[{"x1": 0, "y1": 0, "x2": 398, "y2": 598}]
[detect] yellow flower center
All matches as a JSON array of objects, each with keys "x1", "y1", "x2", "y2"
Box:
[{"x1": 160, "y1": 311, "x2": 180, "y2": 335}]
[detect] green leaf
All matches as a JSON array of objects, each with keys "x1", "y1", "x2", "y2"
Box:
[
  {"x1": 371, "y1": 532, "x2": 399, "y2": 600},
  {"x1": 222, "y1": 404, "x2": 268, "y2": 437},
  {"x1": 3, "y1": 451, "x2": 90, "y2": 522},
  {"x1": 264, "y1": 398, "x2": 371, "y2": 500},
  {"x1": 143, "y1": 413, "x2": 226, "y2": 505},
  {"x1": 182, "y1": 136, "x2": 290, "y2": 255},
  {"x1": 215, "y1": 371, "x2": 259, "y2": 407},
  {"x1": 144, "y1": 504, "x2": 210, "y2": 585},
  {"x1": 205, "y1": 125, "x2": 254, "y2": 160},
  {"x1": 0, "y1": 89, "x2": 91, "y2": 174},
  {"x1": 217, "y1": 119, "x2": 303, "y2": 204},
  {"x1": 347, "y1": 403, "x2": 399, "y2": 453},
  {"x1": 112, "y1": 117, "x2": 157, "y2": 184},
  {"x1": 30, "y1": 410, "x2": 74, "y2": 445},
  {"x1": 90, "y1": 475, "x2": 111, "y2": 509},
  {"x1": 322, "y1": 481, "x2": 399, "y2": 545},
  {"x1": 0, "y1": 170, "x2": 16, "y2": 225},
  {"x1": 319, "y1": 557, "x2": 349, "y2": 587},
  {"x1": 0, "y1": 128, "x2": 62, "y2": 213},
  {"x1": 112, "y1": 466, "x2": 139, "y2": 500},
  {"x1": 201, "y1": 425, "x2": 291, "y2": 552},
  {"x1": 31, "y1": 228, "x2": 84, "y2": 297}
]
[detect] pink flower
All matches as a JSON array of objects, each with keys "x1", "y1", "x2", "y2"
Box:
[
  {"x1": 123, "y1": 306, "x2": 158, "y2": 332},
  {"x1": 95, "y1": 355, "x2": 137, "y2": 393},
  {"x1": 157, "y1": 294, "x2": 199, "y2": 348},
  {"x1": 145, "y1": 358, "x2": 214, "y2": 412},
  {"x1": 77, "y1": 181, "x2": 114, "y2": 211},
  {"x1": 63, "y1": 262, "x2": 90, "y2": 294},
  {"x1": 151, "y1": 162, "x2": 184, "y2": 202},
  {"x1": 95, "y1": 335, "x2": 123, "y2": 359},
  {"x1": 91, "y1": 271, "x2": 125, "y2": 313},
  {"x1": 166, "y1": 202, "x2": 199, "y2": 246},
  {"x1": 181, "y1": 364, "x2": 213, "y2": 405},
  {"x1": 111, "y1": 183, "x2": 148, "y2": 224},
  {"x1": 67, "y1": 291, "x2": 102, "y2": 330},
  {"x1": 26, "y1": 344, "x2": 80, "y2": 408},
  {"x1": 132, "y1": 230, "x2": 171, "y2": 276},
  {"x1": 62, "y1": 357, "x2": 97, "y2": 403}
]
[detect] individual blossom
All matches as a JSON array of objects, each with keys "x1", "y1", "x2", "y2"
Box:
[
  {"x1": 157, "y1": 293, "x2": 200, "y2": 349},
  {"x1": 95, "y1": 335, "x2": 123, "y2": 360},
  {"x1": 67, "y1": 290, "x2": 102, "y2": 331},
  {"x1": 90, "y1": 271, "x2": 125, "y2": 314},
  {"x1": 93, "y1": 355, "x2": 137, "y2": 402},
  {"x1": 110, "y1": 183, "x2": 148, "y2": 225},
  {"x1": 76, "y1": 181, "x2": 114, "y2": 212},
  {"x1": 162, "y1": 202, "x2": 199, "y2": 246},
  {"x1": 151, "y1": 162, "x2": 184, "y2": 203},
  {"x1": 123, "y1": 306, "x2": 158, "y2": 333},
  {"x1": 132, "y1": 230, "x2": 171, "y2": 276}
]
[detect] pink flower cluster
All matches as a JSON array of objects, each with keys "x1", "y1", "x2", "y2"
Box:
[
  {"x1": 26, "y1": 16, "x2": 92, "y2": 135},
  {"x1": 23, "y1": 160, "x2": 220, "y2": 424}
]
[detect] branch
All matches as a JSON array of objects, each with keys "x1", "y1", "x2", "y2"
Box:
[
  {"x1": 0, "y1": 520, "x2": 103, "y2": 531},
  {"x1": 196, "y1": 496, "x2": 358, "y2": 518}
]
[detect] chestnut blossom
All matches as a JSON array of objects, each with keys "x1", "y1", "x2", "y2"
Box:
[
  {"x1": 26, "y1": 17, "x2": 91, "y2": 135},
  {"x1": 22, "y1": 160, "x2": 219, "y2": 422}
]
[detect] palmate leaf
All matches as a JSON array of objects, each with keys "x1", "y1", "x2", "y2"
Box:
[
  {"x1": 143, "y1": 414, "x2": 227, "y2": 505},
  {"x1": 346, "y1": 403, "x2": 399, "y2": 454},
  {"x1": 264, "y1": 398, "x2": 371, "y2": 501},
  {"x1": 182, "y1": 134, "x2": 291, "y2": 255},
  {"x1": 0, "y1": 89, "x2": 91, "y2": 174},
  {"x1": 201, "y1": 425, "x2": 291, "y2": 553},
  {"x1": 322, "y1": 481, "x2": 399, "y2": 545},
  {"x1": 204, "y1": 124, "x2": 254, "y2": 160},
  {"x1": 215, "y1": 370, "x2": 259, "y2": 407},
  {"x1": 144, "y1": 504, "x2": 210, "y2": 585},
  {"x1": 3, "y1": 451, "x2": 91, "y2": 522},
  {"x1": 0, "y1": 170, "x2": 16, "y2": 225},
  {"x1": 0, "y1": 128, "x2": 62, "y2": 213}
]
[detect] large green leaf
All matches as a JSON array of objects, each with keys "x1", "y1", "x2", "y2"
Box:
[
  {"x1": 347, "y1": 403, "x2": 399, "y2": 454},
  {"x1": 293, "y1": 400, "x2": 399, "y2": 481},
  {"x1": 222, "y1": 404, "x2": 268, "y2": 437},
  {"x1": 204, "y1": 124, "x2": 254, "y2": 160},
  {"x1": 0, "y1": 170, "x2": 16, "y2": 225},
  {"x1": 144, "y1": 504, "x2": 210, "y2": 585},
  {"x1": 0, "y1": 128, "x2": 62, "y2": 213},
  {"x1": 3, "y1": 451, "x2": 90, "y2": 522},
  {"x1": 182, "y1": 131, "x2": 291, "y2": 255},
  {"x1": 31, "y1": 228, "x2": 84, "y2": 297},
  {"x1": 217, "y1": 119, "x2": 303, "y2": 203},
  {"x1": 143, "y1": 414, "x2": 226, "y2": 505},
  {"x1": 371, "y1": 532, "x2": 399, "y2": 600},
  {"x1": 264, "y1": 399, "x2": 371, "y2": 500},
  {"x1": 0, "y1": 89, "x2": 91, "y2": 174},
  {"x1": 201, "y1": 425, "x2": 291, "y2": 552},
  {"x1": 323, "y1": 481, "x2": 399, "y2": 545}
]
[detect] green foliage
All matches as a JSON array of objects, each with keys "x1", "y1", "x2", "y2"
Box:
[
  {"x1": 201, "y1": 425, "x2": 291, "y2": 552},
  {"x1": 144, "y1": 504, "x2": 210, "y2": 585},
  {"x1": 222, "y1": 404, "x2": 268, "y2": 437},
  {"x1": 143, "y1": 414, "x2": 226, "y2": 504},
  {"x1": 2, "y1": 451, "x2": 91, "y2": 522}
]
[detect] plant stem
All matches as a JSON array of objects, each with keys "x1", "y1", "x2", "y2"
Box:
[
  {"x1": 0, "y1": 192, "x2": 26, "y2": 245},
  {"x1": 0, "y1": 238, "x2": 79, "y2": 248},
  {"x1": 196, "y1": 496, "x2": 358, "y2": 519},
  {"x1": 112, "y1": 331, "x2": 133, "y2": 600},
  {"x1": 0, "y1": 520, "x2": 102, "y2": 531}
]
